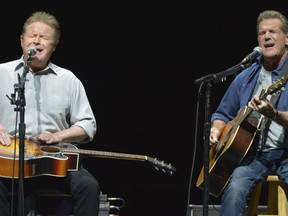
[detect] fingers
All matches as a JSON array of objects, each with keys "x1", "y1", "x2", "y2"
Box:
[
  {"x1": 35, "y1": 132, "x2": 59, "y2": 144},
  {"x1": 249, "y1": 96, "x2": 269, "y2": 111},
  {"x1": 0, "y1": 124, "x2": 11, "y2": 145},
  {"x1": 210, "y1": 127, "x2": 220, "y2": 147},
  {"x1": 0, "y1": 133, "x2": 11, "y2": 146},
  {"x1": 249, "y1": 96, "x2": 260, "y2": 108},
  {"x1": 210, "y1": 138, "x2": 219, "y2": 147},
  {"x1": 256, "y1": 100, "x2": 268, "y2": 110}
]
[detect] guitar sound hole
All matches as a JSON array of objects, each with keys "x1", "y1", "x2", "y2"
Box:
[{"x1": 41, "y1": 146, "x2": 60, "y2": 153}]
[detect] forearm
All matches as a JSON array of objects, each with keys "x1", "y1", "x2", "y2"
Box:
[
  {"x1": 34, "y1": 125, "x2": 89, "y2": 144},
  {"x1": 53, "y1": 125, "x2": 88, "y2": 143},
  {"x1": 270, "y1": 109, "x2": 288, "y2": 126},
  {"x1": 255, "y1": 105, "x2": 288, "y2": 127}
]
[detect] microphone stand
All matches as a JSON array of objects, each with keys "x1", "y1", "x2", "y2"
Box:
[
  {"x1": 194, "y1": 62, "x2": 249, "y2": 216},
  {"x1": 10, "y1": 54, "x2": 33, "y2": 216}
]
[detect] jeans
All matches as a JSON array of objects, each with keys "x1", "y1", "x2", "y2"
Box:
[{"x1": 219, "y1": 149, "x2": 288, "y2": 216}]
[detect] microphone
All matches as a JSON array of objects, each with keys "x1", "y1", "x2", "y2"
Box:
[
  {"x1": 240, "y1": 46, "x2": 262, "y2": 65},
  {"x1": 27, "y1": 45, "x2": 37, "y2": 57}
]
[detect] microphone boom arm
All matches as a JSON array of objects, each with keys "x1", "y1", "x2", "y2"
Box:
[
  {"x1": 194, "y1": 63, "x2": 248, "y2": 84},
  {"x1": 195, "y1": 46, "x2": 262, "y2": 84}
]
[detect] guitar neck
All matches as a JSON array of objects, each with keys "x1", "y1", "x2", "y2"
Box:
[
  {"x1": 61, "y1": 147, "x2": 147, "y2": 161},
  {"x1": 58, "y1": 144, "x2": 176, "y2": 175}
]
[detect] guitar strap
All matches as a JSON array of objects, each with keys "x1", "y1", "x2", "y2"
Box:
[
  {"x1": 259, "y1": 59, "x2": 288, "y2": 151},
  {"x1": 269, "y1": 60, "x2": 288, "y2": 105}
]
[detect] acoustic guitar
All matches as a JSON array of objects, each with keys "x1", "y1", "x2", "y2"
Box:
[
  {"x1": 0, "y1": 138, "x2": 176, "y2": 178},
  {"x1": 196, "y1": 76, "x2": 288, "y2": 198}
]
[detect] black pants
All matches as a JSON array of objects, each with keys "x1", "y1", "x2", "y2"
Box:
[{"x1": 0, "y1": 168, "x2": 100, "y2": 216}]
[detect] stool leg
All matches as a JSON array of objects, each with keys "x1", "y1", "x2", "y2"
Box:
[
  {"x1": 267, "y1": 181, "x2": 278, "y2": 214},
  {"x1": 247, "y1": 182, "x2": 263, "y2": 216},
  {"x1": 278, "y1": 184, "x2": 288, "y2": 216}
]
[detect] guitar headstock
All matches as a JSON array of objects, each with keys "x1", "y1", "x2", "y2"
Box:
[
  {"x1": 146, "y1": 157, "x2": 176, "y2": 175},
  {"x1": 262, "y1": 76, "x2": 288, "y2": 98}
]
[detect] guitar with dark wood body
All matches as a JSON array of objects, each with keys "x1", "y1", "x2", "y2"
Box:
[{"x1": 196, "y1": 76, "x2": 288, "y2": 198}]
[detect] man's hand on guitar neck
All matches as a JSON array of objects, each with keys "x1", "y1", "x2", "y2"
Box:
[
  {"x1": 248, "y1": 95, "x2": 278, "y2": 118},
  {"x1": 247, "y1": 95, "x2": 288, "y2": 126},
  {"x1": 210, "y1": 119, "x2": 226, "y2": 147}
]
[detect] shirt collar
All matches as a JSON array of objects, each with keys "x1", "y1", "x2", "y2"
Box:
[
  {"x1": 256, "y1": 54, "x2": 288, "y2": 76},
  {"x1": 274, "y1": 54, "x2": 288, "y2": 76},
  {"x1": 14, "y1": 56, "x2": 57, "y2": 75}
]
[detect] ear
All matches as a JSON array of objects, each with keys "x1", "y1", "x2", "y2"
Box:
[
  {"x1": 285, "y1": 34, "x2": 288, "y2": 46},
  {"x1": 20, "y1": 35, "x2": 24, "y2": 49},
  {"x1": 52, "y1": 43, "x2": 57, "y2": 52}
]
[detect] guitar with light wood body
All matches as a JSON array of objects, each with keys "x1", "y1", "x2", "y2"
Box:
[{"x1": 0, "y1": 138, "x2": 176, "y2": 178}]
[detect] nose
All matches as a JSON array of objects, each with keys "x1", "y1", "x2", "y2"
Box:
[
  {"x1": 33, "y1": 35, "x2": 41, "y2": 44},
  {"x1": 264, "y1": 31, "x2": 272, "y2": 39}
]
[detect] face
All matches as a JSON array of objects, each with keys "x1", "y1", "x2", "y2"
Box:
[
  {"x1": 257, "y1": 18, "x2": 288, "y2": 60},
  {"x1": 20, "y1": 22, "x2": 57, "y2": 71}
]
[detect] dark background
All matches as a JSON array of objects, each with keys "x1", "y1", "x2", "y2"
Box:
[{"x1": 1, "y1": 1, "x2": 288, "y2": 215}]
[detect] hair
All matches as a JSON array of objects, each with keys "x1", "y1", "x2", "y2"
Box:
[
  {"x1": 256, "y1": 10, "x2": 288, "y2": 36},
  {"x1": 22, "y1": 11, "x2": 61, "y2": 46}
]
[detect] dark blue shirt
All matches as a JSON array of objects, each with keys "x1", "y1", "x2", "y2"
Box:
[{"x1": 211, "y1": 55, "x2": 288, "y2": 125}]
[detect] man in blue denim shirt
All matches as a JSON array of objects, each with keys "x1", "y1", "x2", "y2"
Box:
[{"x1": 210, "y1": 10, "x2": 288, "y2": 215}]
